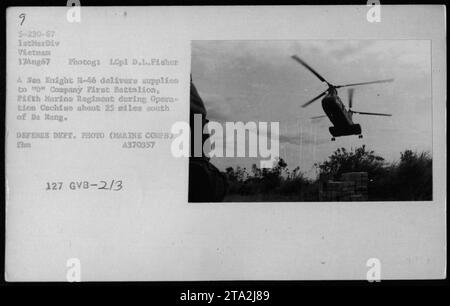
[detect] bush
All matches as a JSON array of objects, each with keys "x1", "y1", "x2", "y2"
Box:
[
  {"x1": 223, "y1": 158, "x2": 314, "y2": 199},
  {"x1": 315, "y1": 145, "x2": 386, "y2": 180},
  {"x1": 393, "y1": 150, "x2": 432, "y2": 200},
  {"x1": 315, "y1": 146, "x2": 432, "y2": 201},
  {"x1": 222, "y1": 146, "x2": 432, "y2": 201}
]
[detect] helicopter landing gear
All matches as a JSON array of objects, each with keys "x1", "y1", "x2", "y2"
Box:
[
  {"x1": 331, "y1": 137, "x2": 336, "y2": 141},
  {"x1": 358, "y1": 134, "x2": 363, "y2": 139}
]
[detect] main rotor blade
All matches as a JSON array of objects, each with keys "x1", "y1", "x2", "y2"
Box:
[
  {"x1": 301, "y1": 90, "x2": 328, "y2": 108},
  {"x1": 337, "y1": 78, "x2": 394, "y2": 88},
  {"x1": 291, "y1": 55, "x2": 328, "y2": 83},
  {"x1": 311, "y1": 115, "x2": 327, "y2": 119},
  {"x1": 348, "y1": 88, "x2": 354, "y2": 109},
  {"x1": 351, "y1": 110, "x2": 392, "y2": 116}
]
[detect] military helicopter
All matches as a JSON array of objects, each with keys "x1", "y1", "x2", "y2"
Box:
[{"x1": 291, "y1": 55, "x2": 393, "y2": 141}]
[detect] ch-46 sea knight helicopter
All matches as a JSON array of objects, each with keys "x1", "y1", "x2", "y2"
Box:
[{"x1": 291, "y1": 55, "x2": 393, "y2": 141}]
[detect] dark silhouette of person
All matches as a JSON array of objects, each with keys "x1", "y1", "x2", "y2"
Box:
[{"x1": 189, "y1": 76, "x2": 227, "y2": 202}]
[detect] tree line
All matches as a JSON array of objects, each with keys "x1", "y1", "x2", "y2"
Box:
[{"x1": 223, "y1": 145, "x2": 432, "y2": 201}]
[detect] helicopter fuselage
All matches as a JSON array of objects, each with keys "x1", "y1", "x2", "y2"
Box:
[
  {"x1": 322, "y1": 93, "x2": 361, "y2": 137},
  {"x1": 291, "y1": 54, "x2": 392, "y2": 140}
]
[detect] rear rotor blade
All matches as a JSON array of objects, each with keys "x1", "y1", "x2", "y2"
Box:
[
  {"x1": 311, "y1": 115, "x2": 327, "y2": 119},
  {"x1": 301, "y1": 90, "x2": 328, "y2": 108},
  {"x1": 348, "y1": 88, "x2": 354, "y2": 109},
  {"x1": 337, "y1": 78, "x2": 394, "y2": 88},
  {"x1": 291, "y1": 55, "x2": 328, "y2": 83},
  {"x1": 351, "y1": 110, "x2": 392, "y2": 116}
]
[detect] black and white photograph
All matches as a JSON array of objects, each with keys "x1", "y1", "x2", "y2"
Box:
[
  {"x1": 189, "y1": 40, "x2": 432, "y2": 202},
  {"x1": 1, "y1": 4, "x2": 446, "y2": 291}
]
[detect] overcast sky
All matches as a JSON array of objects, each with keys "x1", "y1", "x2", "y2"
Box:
[{"x1": 191, "y1": 40, "x2": 432, "y2": 177}]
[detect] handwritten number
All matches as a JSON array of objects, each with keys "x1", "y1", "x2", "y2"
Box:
[{"x1": 19, "y1": 13, "x2": 25, "y2": 26}]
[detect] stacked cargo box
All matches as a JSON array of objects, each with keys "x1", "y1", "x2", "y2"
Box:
[
  {"x1": 319, "y1": 172, "x2": 368, "y2": 201},
  {"x1": 341, "y1": 172, "x2": 368, "y2": 200}
]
